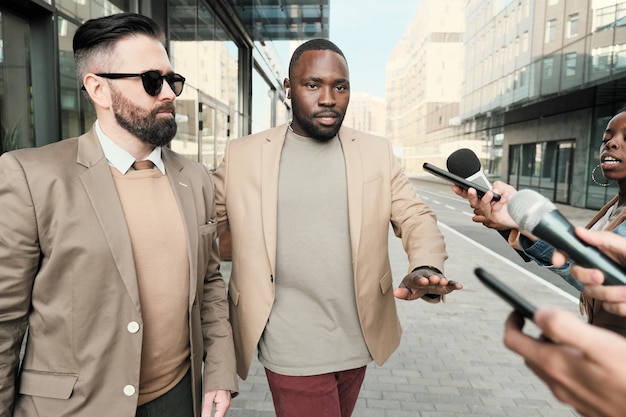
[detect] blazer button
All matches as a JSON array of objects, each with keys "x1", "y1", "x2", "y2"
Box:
[
  {"x1": 127, "y1": 321, "x2": 140, "y2": 333},
  {"x1": 123, "y1": 385, "x2": 136, "y2": 396}
]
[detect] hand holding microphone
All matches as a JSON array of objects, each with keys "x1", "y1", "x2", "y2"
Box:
[{"x1": 509, "y1": 189, "x2": 626, "y2": 285}]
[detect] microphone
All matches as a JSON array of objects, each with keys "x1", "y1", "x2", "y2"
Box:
[
  {"x1": 509, "y1": 189, "x2": 626, "y2": 285},
  {"x1": 447, "y1": 148, "x2": 492, "y2": 190}
]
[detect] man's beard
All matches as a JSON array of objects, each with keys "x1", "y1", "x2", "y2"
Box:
[
  {"x1": 111, "y1": 87, "x2": 177, "y2": 147},
  {"x1": 291, "y1": 99, "x2": 344, "y2": 142}
]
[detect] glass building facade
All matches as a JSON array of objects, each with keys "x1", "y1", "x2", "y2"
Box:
[{"x1": 463, "y1": 0, "x2": 626, "y2": 209}]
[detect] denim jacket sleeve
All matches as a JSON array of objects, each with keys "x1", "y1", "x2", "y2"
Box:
[
  {"x1": 517, "y1": 234, "x2": 583, "y2": 291},
  {"x1": 518, "y1": 222, "x2": 626, "y2": 291}
]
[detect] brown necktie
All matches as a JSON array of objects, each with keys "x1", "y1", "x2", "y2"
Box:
[{"x1": 133, "y1": 160, "x2": 154, "y2": 170}]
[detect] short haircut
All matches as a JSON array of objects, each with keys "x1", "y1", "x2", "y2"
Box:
[
  {"x1": 73, "y1": 12, "x2": 164, "y2": 84},
  {"x1": 288, "y1": 38, "x2": 347, "y2": 79}
]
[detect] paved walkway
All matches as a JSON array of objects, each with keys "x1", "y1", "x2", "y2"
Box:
[{"x1": 224, "y1": 178, "x2": 590, "y2": 417}]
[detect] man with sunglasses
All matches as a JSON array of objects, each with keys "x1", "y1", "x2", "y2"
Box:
[{"x1": 0, "y1": 12, "x2": 237, "y2": 417}]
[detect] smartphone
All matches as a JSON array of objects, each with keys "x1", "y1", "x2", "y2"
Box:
[
  {"x1": 474, "y1": 267, "x2": 537, "y2": 320},
  {"x1": 423, "y1": 162, "x2": 501, "y2": 201}
]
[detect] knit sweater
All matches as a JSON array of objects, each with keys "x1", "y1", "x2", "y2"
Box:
[{"x1": 111, "y1": 167, "x2": 190, "y2": 405}]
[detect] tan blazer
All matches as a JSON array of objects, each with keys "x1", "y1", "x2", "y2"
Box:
[
  {"x1": 213, "y1": 124, "x2": 448, "y2": 379},
  {"x1": 0, "y1": 129, "x2": 237, "y2": 417}
]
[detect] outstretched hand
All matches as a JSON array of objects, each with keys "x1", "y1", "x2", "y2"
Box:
[{"x1": 393, "y1": 267, "x2": 463, "y2": 301}]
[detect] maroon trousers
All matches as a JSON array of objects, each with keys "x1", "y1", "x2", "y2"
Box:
[{"x1": 265, "y1": 366, "x2": 367, "y2": 417}]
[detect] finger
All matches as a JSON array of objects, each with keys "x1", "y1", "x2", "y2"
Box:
[
  {"x1": 583, "y1": 284, "x2": 626, "y2": 303},
  {"x1": 602, "y1": 301, "x2": 626, "y2": 317},
  {"x1": 570, "y1": 264, "x2": 605, "y2": 285},
  {"x1": 393, "y1": 287, "x2": 410, "y2": 300},
  {"x1": 533, "y1": 307, "x2": 597, "y2": 352},
  {"x1": 551, "y1": 249, "x2": 568, "y2": 267}
]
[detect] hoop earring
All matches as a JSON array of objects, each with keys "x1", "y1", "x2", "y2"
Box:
[{"x1": 592, "y1": 164, "x2": 612, "y2": 187}]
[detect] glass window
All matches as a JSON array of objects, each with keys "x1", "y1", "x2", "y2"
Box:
[
  {"x1": 58, "y1": 16, "x2": 92, "y2": 139},
  {"x1": 618, "y1": 2, "x2": 626, "y2": 27},
  {"x1": 616, "y1": 43, "x2": 626, "y2": 70},
  {"x1": 567, "y1": 13, "x2": 579, "y2": 37},
  {"x1": 543, "y1": 57, "x2": 554, "y2": 79},
  {"x1": 57, "y1": 0, "x2": 130, "y2": 22},
  {"x1": 168, "y1": 0, "x2": 240, "y2": 165},
  {"x1": 545, "y1": 19, "x2": 557, "y2": 43},
  {"x1": 565, "y1": 53, "x2": 577, "y2": 77},
  {"x1": 595, "y1": 5, "x2": 616, "y2": 31},
  {"x1": 0, "y1": 10, "x2": 33, "y2": 154},
  {"x1": 592, "y1": 46, "x2": 613, "y2": 74}
]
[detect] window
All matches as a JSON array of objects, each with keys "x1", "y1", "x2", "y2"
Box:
[
  {"x1": 543, "y1": 56, "x2": 554, "y2": 79},
  {"x1": 592, "y1": 46, "x2": 613, "y2": 73},
  {"x1": 545, "y1": 19, "x2": 557, "y2": 43},
  {"x1": 548, "y1": 0, "x2": 558, "y2": 5},
  {"x1": 565, "y1": 53, "x2": 577, "y2": 76},
  {"x1": 595, "y1": 6, "x2": 615, "y2": 31},
  {"x1": 567, "y1": 13, "x2": 579, "y2": 37},
  {"x1": 522, "y1": 31, "x2": 529, "y2": 53},
  {"x1": 615, "y1": 43, "x2": 626, "y2": 69},
  {"x1": 618, "y1": 3, "x2": 626, "y2": 27}
]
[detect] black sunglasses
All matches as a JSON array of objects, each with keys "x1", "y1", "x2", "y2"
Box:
[{"x1": 94, "y1": 70, "x2": 186, "y2": 96}]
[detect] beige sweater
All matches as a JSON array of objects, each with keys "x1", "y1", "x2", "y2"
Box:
[{"x1": 111, "y1": 167, "x2": 190, "y2": 405}]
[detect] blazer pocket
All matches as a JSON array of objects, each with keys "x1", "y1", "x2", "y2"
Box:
[
  {"x1": 379, "y1": 271, "x2": 393, "y2": 295},
  {"x1": 19, "y1": 370, "x2": 78, "y2": 399}
]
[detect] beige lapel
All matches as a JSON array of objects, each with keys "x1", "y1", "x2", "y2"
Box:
[
  {"x1": 261, "y1": 124, "x2": 289, "y2": 274},
  {"x1": 338, "y1": 126, "x2": 363, "y2": 261},
  {"x1": 162, "y1": 149, "x2": 198, "y2": 307},
  {"x1": 77, "y1": 129, "x2": 142, "y2": 314}
]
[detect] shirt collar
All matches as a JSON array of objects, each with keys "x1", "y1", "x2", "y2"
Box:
[{"x1": 94, "y1": 120, "x2": 166, "y2": 175}]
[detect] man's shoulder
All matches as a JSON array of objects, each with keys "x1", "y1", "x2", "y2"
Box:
[
  {"x1": 231, "y1": 124, "x2": 288, "y2": 145},
  {"x1": 3, "y1": 136, "x2": 80, "y2": 164}
]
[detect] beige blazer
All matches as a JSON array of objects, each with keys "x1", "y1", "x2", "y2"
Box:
[
  {"x1": 0, "y1": 129, "x2": 237, "y2": 417},
  {"x1": 213, "y1": 124, "x2": 448, "y2": 379}
]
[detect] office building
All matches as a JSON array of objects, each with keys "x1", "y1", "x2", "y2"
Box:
[
  {"x1": 463, "y1": 0, "x2": 626, "y2": 209},
  {"x1": 386, "y1": 0, "x2": 466, "y2": 171}
]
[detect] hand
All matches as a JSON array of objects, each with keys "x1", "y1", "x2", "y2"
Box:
[
  {"x1": 393, "y1": 267, "x2": 463, "y2": 301},
  {"x1": 552, "y1": 228, "x2": 626, "y2": 316},
  {"x1": 202, "y1": 390, "x2": 231, "y2": 417},
  {"x1": 453, "y1": 181, "x2": 519, "y2": 230},
  {"x1": 504, "y1": 307, "x2": 626, "y2": 417}
]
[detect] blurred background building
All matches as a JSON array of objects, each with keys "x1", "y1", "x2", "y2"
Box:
[{"x1": 386, "y1": 0, "x2": 626, "y2": 210}]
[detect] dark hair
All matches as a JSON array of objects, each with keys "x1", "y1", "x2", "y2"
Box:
[
  {"x1": 73, "y1": 13, "x2": 164, "y2": 81},
  {"x1": 288, "y1": 38, "x2": 347, "y2": 79}
]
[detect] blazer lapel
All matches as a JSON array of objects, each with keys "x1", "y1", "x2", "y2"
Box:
[
  {"x1": 162, "y1": 149, "x2": 198, "y2": 307},
  {"x1": 77, "y1": 129, "x2": 142, "y2": 313},
  {"x1": 338, "y1": 127, "x2": 363, "y2": 260},
  {"x1": 261, "y1": 125, "x2": 288, "y2": 274}
]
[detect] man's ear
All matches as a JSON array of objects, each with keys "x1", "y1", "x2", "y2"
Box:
[{"x1": 82, "y1": 74, "x2": 112, "y2": 109}]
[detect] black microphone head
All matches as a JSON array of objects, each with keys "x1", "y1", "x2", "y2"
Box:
[
  {"x1": 447, "y1": 148, "x2": 482, "y2": 177},
  {"x1": 509, "y1": 189, "x2": 557, "y2": 231}
]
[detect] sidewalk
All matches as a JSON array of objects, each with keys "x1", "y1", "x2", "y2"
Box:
[{"x1": 224, "y1": 177, "x2": 591, "y2": 417}]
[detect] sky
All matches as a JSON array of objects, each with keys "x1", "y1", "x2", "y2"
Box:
[{"x1": 326, "y1": 0, "x2": 421, "y2": 98}]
